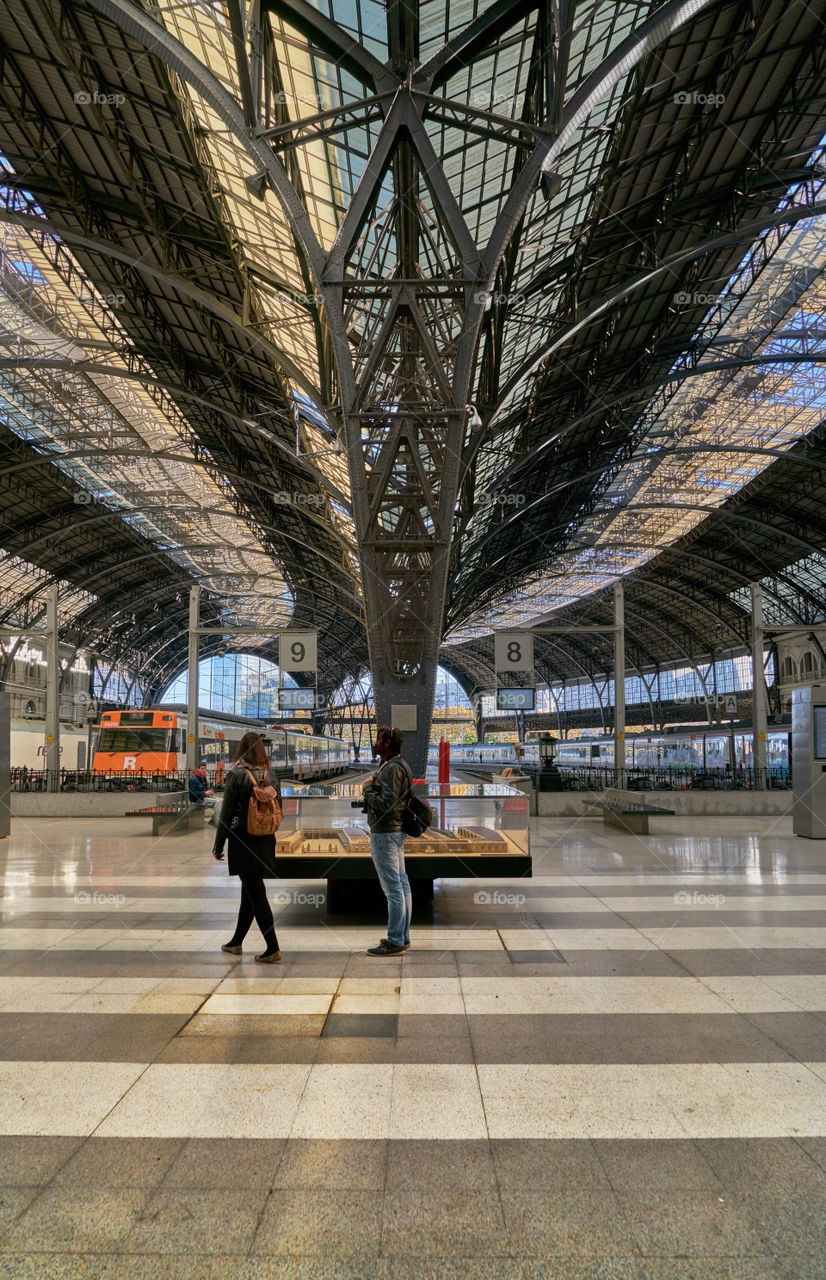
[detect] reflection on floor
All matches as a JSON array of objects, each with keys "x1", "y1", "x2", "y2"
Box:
[{"x1": 0, "y1": 810, "x2": 825, "y2": 1277}]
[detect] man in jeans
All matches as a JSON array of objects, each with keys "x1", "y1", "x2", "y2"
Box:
[{"x1": 362, "y1": 725, "x2": 412, "y2": 956}]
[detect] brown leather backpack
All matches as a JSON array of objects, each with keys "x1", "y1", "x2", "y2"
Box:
[{"x1": 243, "y1": 768, "x2": 283, "y2": 836}]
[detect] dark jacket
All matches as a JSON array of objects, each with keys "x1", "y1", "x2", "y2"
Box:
[
  {"x1": 363, "y1": 755, "x2": 410, "y2": 834},
  {"x1": 188, "y1": 772, "x2": 207, "y2": 804},
  {"x1": 212, "y1": 763, "x2": 281, "y2": 877}
]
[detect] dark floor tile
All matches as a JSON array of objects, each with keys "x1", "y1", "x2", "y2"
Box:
[
  {"x1": 274, "y1": 1139, "x2": 386, "y2": 1189},
  {"x1": 492, "y1": 1140, "x2": 610, "y2": 1191},
  {"x1": 593, "y1": 1139, "x2": 722, "y2": 1191},
  {"x1": 559, "y1": 952, "x2": 689, "y2": 977},
  {"x1": 0, "y1": 1136, "x2": 82, "y2": 1186},
  {"x1": 2, "y1": 1187, "x2": 150, "y2": 1252},
  {"x1": 125, "y1": 1187, "x2": 268, "y2": 1254},
  {"x1": 315, "y1": 1037, "x2": 397, "y2": 1062},
  {"x1": 739, "y1": 1013, "x2": 826, "y2": 1061},
  {"x1": 0, "y1": 1013, "x2": 185, "y2": 1062},
  {"x1": 52, "y1": 1138, "x2": 184, "y2": 1188},
  {"x1": 377, "y1": 1260, "x2": 527, "y2": 1280},
  {"x1": 163, "y1": 1138, "x2": 285, "y2": 1189},
  {"x1": 643, "y1": 1261, "x2": 789, "y2": 1279},
  {"x1": 0, "y1": 1255, "x2": 252, "y2": 1280},
  {"x1": 321, "y1": 1013, "x2": 398, "y2": 1038},
  {"x1": 0, "y1": 1188, "x2": 40, "y2": 1242},
  {"x1": 467, "y1": 1013, "x2": 792, "y2": 1064},
  {"x1": 396, "y1": 1014, "x2": 469, "y2": 1038},
  {"x1": 251, "y1": 1189, "x2": 382, "y2": 1256},
  {"x1": 501, "y1": 1187, "x2": 639, "y2": 1257},
  {"x1": 385, "y1": 1139, "x2": 496, "y2": 1192},
  {"x1": 382, "y1": 1188, "x2": 508, "y2": 1256},
  {"x1": 697, "y1": 1138, "x2": 826, "y2": 1193},
  {"x1": 394, "y1": 1035, "x2": 474, "y2": 1063},
  {"x1": 506, "y1": 950, "x2": 566, "y2": 965},
  {"x1": 154, "y1": 1035, "x2": 319, "y2": 1063},
  {"x1": 621, "y1": 1190, "x2": 770, "y2": 1258},
  {"x1": 739, "y1": 1187, "x2": 826, "y2": 1257},
  {"x1": 520, "y1": 1263, "x2": 652, "y2": 1280}
]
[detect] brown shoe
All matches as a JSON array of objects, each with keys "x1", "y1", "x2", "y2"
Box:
[
  {"x1": 221, "y1": 943, "x2": 242, "y2": 955},
  {"x1": 255, "y1": 950, "x2": 282, "y2": 964}
]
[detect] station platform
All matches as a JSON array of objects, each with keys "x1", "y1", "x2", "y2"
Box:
[{"x1": 0, "y1": 809, "x2": 824, "y2": 1276}]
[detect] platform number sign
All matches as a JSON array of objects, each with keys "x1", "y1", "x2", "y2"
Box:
[
  {"x1": 494, "y1": 632, "x2": 534, "y2": 678},
  {"x1": 279, "y1": 631, "x2": 317, "y2": 675}
]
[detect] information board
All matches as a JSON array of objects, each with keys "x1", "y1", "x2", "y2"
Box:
[
  {"x1": 496, "y1": 688, "x2": 535, "y2": 711},
  {"x1": 278, "y1": 688, "x2": 316, "y2": 711}
]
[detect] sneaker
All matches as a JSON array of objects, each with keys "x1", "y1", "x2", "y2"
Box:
[
  {"x1": 367, "y1": 940, "x2": 405, "y2": 956},
  {"x1": 403, "y1": 940, "x2": 411, "y2": 949},
  {"x1": 255, "y1": 950, "x2": 282, "y2": 964},
  {"x1": 221, "y1": 943, "x2": 242, "y2": 955}
]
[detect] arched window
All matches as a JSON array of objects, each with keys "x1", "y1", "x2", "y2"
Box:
[
  {"x1": 801, "y1": 651, "x2": 816, "y2": 678},
  {"x1": 23, "y1": 699, "x2": 35, "y2": 717},
  {"x1": 160, "y1": 653, "x2": 296, "y2": 719},
  {"x1": 780, "y1": 656, "x2": 796, "y2": 683}
]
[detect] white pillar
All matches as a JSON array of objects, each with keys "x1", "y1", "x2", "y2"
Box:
[
  {"x1": 751, "y1": 582, "x2": 768, "y2": 785},
  {"x1": 614, "y1": 581, "x2": 626, "y2": 785},
  {"x1": 45, "y1": 584, "x2": 60, "y2": 787},
  {"x1": 186, "y1": 585, "x2": 200, "y2": 773}
]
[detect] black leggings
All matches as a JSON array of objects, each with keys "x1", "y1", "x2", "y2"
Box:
[{"x1": 228, "y1": 873, "x2": 279, "y2": 953}]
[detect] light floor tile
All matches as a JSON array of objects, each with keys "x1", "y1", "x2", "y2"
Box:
[
  {"x1": 390, "y1": 1065, "x2": 487, "y2": 1138},
  {"x1": 291, "y1": 1064, "x2": 393, "y2": 1138},
  {"x1": 331, "y1": 993, "x2": 399, "y2": 1014},
  {"x1": 95, "y1": 1063, "x2": 312, "y2": 1138},
  {"x1": 399, "y1": 977, "x2": 465, "y2": 1015},
  {"x1": 598, "y1": 894, "x2": 826, "y2": 912},
  {"x1": 215, "y1": 977, "x2": 340, "y2": 995},
  {"x1": 200, "y1": 993, "x2": 332, "y2": 1016},
  {"x1": 0, "y1": 1061, "x2": 146, "y2": 1135}
]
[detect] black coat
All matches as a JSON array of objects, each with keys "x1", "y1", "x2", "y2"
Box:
[{"x1": 212, "y1": 766, "x2": 281, "y2": 878}]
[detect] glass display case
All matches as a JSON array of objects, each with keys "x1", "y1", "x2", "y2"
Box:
[{"x1": 274, "y1": 782, "x2": 531, "y2": 892}]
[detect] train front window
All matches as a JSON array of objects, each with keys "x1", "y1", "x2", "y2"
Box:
[{"x1": 96, "y1": 728, "x2": 170, "y2": 753}]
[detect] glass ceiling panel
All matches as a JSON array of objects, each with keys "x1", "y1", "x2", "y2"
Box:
[{"x1": 0, "y1": 198, "x2": 295, "y2": 633}]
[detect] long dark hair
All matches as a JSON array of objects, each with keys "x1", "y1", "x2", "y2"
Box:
[{"x1": 232, "y1": 732, "x2": 269, "y2": 769}]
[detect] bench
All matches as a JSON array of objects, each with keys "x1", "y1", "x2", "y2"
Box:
[
  {"x1": 586, "y1": 787, "x2": 675, "y2": 834},
  {"x1": 125, "y1": 804, "x2": 207, "y2": 836}
]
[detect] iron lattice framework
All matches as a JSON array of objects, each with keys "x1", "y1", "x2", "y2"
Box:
[{"x1": 1, "y1": 1, "x2": 826, "y2": 756}]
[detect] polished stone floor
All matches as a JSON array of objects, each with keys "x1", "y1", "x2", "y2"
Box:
[{"x1": 1, "y1": 809, "x2": 825, "y2": 1278}]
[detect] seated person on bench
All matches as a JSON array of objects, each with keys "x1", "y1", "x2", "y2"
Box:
[{"x1": 189, "y1": 762, "x2": 217, "y2": 825}]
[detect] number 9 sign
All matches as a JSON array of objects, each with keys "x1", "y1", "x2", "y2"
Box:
[{"x1": 279, "y1": 631, "x2": 317, "y2": 674}]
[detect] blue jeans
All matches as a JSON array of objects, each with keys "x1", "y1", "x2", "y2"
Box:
[{"x1": 370, "y1": 831, "x2": 411, "y2": 947}]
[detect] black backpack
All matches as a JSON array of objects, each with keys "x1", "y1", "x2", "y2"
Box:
[{"x1": 397, "y1": 759, "x2": 433, "y2": 838}]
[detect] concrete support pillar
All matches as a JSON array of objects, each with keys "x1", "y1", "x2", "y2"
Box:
[
  {"x1": 614, "y1": 582, "x2": 626, "y2": 784},
  {"x1": 0, "y1": 691, "x2": 9, "y2": 838},
  {"x1": 751, "y1": 582, "x2": 768, "y2": 786},
  {"x1": 45, "y1": 584, "x2": 60, "y2": 788},
  {"x1": 371, "y1": 659, "x2": 437, "y2": 778},
  {"x1": 186, "y1": 585, "x2": 200, "y2": 773}
]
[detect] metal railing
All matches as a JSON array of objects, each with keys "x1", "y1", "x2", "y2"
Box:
[
  {"x1": 531, "y1": 765, "x2": 792, "y2": 792},
  {"x1": 10, "y1": 768, "x2": 186, "y2": 793}
]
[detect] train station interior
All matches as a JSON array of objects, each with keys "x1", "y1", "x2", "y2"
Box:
[{"x1": 1, "y1": 0, "x2": 826, "y2": 1276}]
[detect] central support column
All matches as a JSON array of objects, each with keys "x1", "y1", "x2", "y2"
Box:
[
  {"x1": 186, "y1": 584, "x2": 200, "y2": 774},
  {"x1": 614, "y1": 582, "x2": 626, "y2": 786},
  {"x1": 751, "y1": 582, "x2": 768, "y2": 787},
  {"x1": 45, "y1": 584, "x2": 60, "y2": 789}
]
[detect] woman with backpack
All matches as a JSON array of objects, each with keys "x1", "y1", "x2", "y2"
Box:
[{"x1": 212, "y1": 732, "x2": 283, "y2": 963}]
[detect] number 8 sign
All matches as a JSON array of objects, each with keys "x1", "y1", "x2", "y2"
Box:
[
  {"x1": 279, "y1": 631, "x2": 317, "y2": 674},
  {"x1": 494, "y1": 631, "x2": 533, "y2": 675}
]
